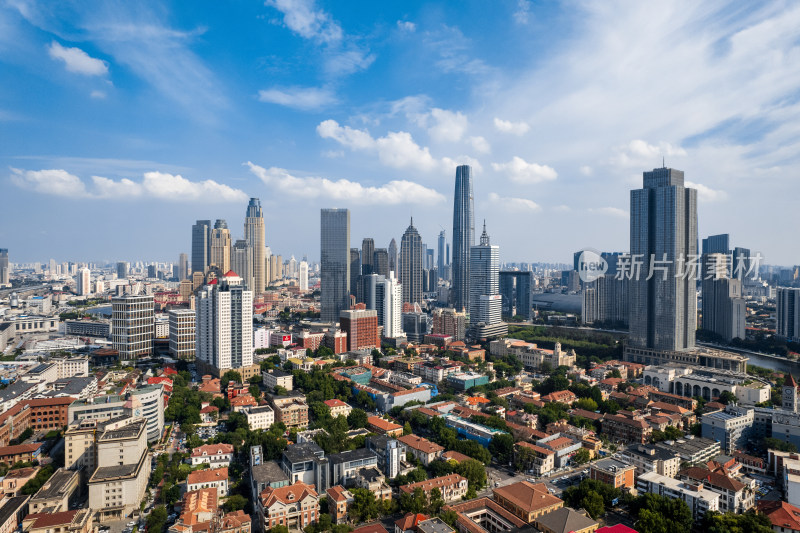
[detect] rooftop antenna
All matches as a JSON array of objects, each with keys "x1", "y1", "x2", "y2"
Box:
[{"x1": 662, "y1": 156, "x2": 665, "y2": 168}]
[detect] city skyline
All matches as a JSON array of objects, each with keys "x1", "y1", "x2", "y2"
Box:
[{"x1": 1, "y1": 2, "x2": 798, "y2": 265}]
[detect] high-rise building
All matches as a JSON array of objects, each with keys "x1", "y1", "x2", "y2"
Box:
[
  {"x1": 287, "y1": 256, "x2": 297, "y2": 279},
  {"x1": 702, "y1": 234, "x2": 730, "y2": 256},
  {"x1": 468, "y1": 223, "x2": 506, "y2": 339},
  {"x1": 179, "y1": 253, "x2": 189, "y2": 281},
  {"x1": 582, "y1": 275, "x2": 629, "y2": 327},
  {"x1": 112, "y1": 294, "x2": 154, "y2": 360},
  {"x1": 425, "y1": 248, "x2": 435, "y2": 271},
  {"x1": 232, "y1": 240, "x2": 254, "y2": 291},
  {"x1": 77, "y1": 267, "x2": 91, "y2": 296},
  {"x1": 363, "y1": 272, "x2": 403, "y2": 339},
  {"x1": 362, "y1": 238, "x2": 375, "y2": 276},
  {"x1": 192, "y1": 220, "x2": 212, "y2": 275},
  {"x1": 245, "y1": 198, "x2": 266, "y2": 294},
  {"x1": 169, "y1": 308, "x2": 196, "y2": 360},
  {"x1": 0, "y1": 248, "x2": 9, "y2": 287},
  {"x1": 499, "y1": 271, "x2": 532, "y2": 319},
  {"x1": 116, "y1": 261, "x2": 130, "y2": 280},
  {"x1": 388, "y1": 238, "x2": 398, "y2": 276},
  {"x1": 437, "y1": 231, "x2": 446, "y2": 281},
  {"x1": 147, "y1": 264, "x2": 157, "y2": 279},
  {"x1": 350, "y1": 248, "x2": 361, "y2": 300},
  {"x1": 210, "y1": 219, "x2": 232, "y2": 273},
  {"x1": 373, "y1": 249, "x2": 389, "y2": 277},
  {"x1": 777, "y1": 288, "x2": 800, "y2": 343},
  {"x1": 299, "y1": 261, "x2": 309, "y2": 292},
  {"x1": 400, "y1": 219, "x2": 424, "y2": 305},
  {"x1": 628, "y1": 167, "x2": 697, "y2": 353},
  {"x1": 340, "y1": 309, "x2": 380, "y2": 351},
  {"x1": 732, "y1": 247, "x2": 753, "y2": 281},
  {"x1": 321, "y1": 209, "x2": 350, "y2": 323},
  {"x1": 196, "y1": 272, "x2": 253, "y2": 373},
  {"x1": 432, "y1": 308, "x2": 466, "y2": 341},
  {"x1": 452, "y1": 165, "x2": 474, "y2": 312}
]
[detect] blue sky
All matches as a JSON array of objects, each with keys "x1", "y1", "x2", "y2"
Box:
[{"x1": 1, "y1": 0, "x2": 799, "y2": 265}]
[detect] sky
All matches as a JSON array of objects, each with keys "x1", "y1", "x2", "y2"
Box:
[{"x1": 1, "y1": 0, "x2": 799, "y2": 266}]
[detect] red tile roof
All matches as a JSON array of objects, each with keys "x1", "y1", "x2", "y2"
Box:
[
  {"x1": 399, "y1": 474, "x2": 466, "y2": 495},
  {"x1": 759, "y1": 500, "x2": 800, "y2": 531},
  {"x1": 24, "y1": 511, "x2": 80, "y2": 529},
  {"x1": 187, "y1": 467, "x2": 229, "y2": 485},
  {"x1": 395, "y1": 513, "x2": 429, "y2": 531},
  {"x1": 191, "y1": 444, "x2": 233, "y2": 458},
  {"x1": 492, "y1": 481, "x2": 563, "y2": 513},
  {"x1": 261, "y1": 481, "x2": 318, "y2": 507},
  {"x1": 368, "y1": 416, "x2": 402, "y2": 432},
  {"x1": 0, "y1": 442, "x2": 44, "y2": 456},
  {"x1": 398, "y1": 434, "x2": 444, "y2": 455}
]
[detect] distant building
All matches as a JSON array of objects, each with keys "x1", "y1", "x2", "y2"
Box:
[
  {"x1": 778, "y1": 288, "x2": 800, "y2": 343},
  {"x1": 196, "y1": 272, "x2": 253, "y2": 374},
  {"x1": 400, "y1": 219, "x2": 424, "y2": 305},
  {"x1": 111, "y1": 294, "x2": 154, "y2": 360},
  {"x1": 169, "y1": 308, "x2": 195, "y2": 360},
  {"x1": 432, "y1": 308, "x2": 466, "y2": 341},
  {"x1": 321, "y1": 209, "x2": 351, "y2": 323},
  {"x1": 499, "y1": 271, "x2": 532, "y2": 319},
  {"x1": 468, "y1": 223, "x2": 507, "y2": 340},
  {"x1": 493, "y1": 481, "x2": 563, "y2": 522},
  {"x1": 340, "y1": 309, "x2": 380, "y2": 352}
]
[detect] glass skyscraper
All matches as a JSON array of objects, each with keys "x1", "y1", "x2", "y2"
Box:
[
  {"x1": 400, "y1": 218, "x2": 424, "y2": 304},
  {"x1": 437, "y1": 230, "x2": 446, "y2": 281},
  {"x1": 244, "y1": 198, "x2": 266, "y2": 294},
  {"x1": 469, "y1": 223, "x2": 506, "y2": 339},
  {"x1": 191, "y1": 220, "x2": 211, "y2": 275},
  {"x1": 321, "y1": 209, "x2": 350, "y2": 323},
  {"x1": 452, "y1": 165, "x2": 474, "y2": 312}
]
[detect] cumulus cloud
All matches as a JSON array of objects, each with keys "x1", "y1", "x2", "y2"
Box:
[
  {"x1": 468, "y1": 136, "x2": 491, "y2": 154},
  {"x1": 258, "y1": 86, "x2": 336, "y2": 110},
  {"x1": 492, "y1": 156, "x2": 557, "y2": 184},
  {"x1": 11, "y1": 168, "x2": 247, "y2": 202},
  {"x1": 611, "y1": 140, "x2": 687, "y2": 167},
  {"x1": 397, "y1": 21, "x2": 416, "y2": 32},
  {"x1": 48, "y1": 41, "x2": 108, "y2": 76},
  {"x1": 316, "y1": 119, "x2": 482, "y2": 173},
  {"x1": 426, "y1": 108, "x2": 468, "y2": 142},
  {"x1": 493, "y1": 117, "x2": 530, "y2": 135},
  {"x1": 579, "y1": 165, "x2": 593, "y2": 176},
  {"x1": 488, "y1": 192, "x2": 540, "y2": 212},
  {"x1": 686, "y1": 181, "x2": 728, "y2": 202},
  {"x1": 246, "y1": 162, "x2": 445, "y2": 205}
]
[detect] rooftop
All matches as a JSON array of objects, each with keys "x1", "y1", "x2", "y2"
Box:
[
  {"x1": 251, "y1": 460, "x2": 289, "y2": 485},
  {"x1": 493, "y1": 481, "x2": 563, "y2": 513},
  {"x1": 31, "y1": 469, "x2": 78, "y2": 500},
  {"x1": 535, "y1": 507, "x2": 597, "y2": 533},
  {"x1": 187, "y1": 467, "x2": 229, "y2": 485}
]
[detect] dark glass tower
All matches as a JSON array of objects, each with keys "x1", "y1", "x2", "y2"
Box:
[
  {"x1": 321, "y1": 209, "x2": 350, "y2": 323},
  {"x1": 451, "y1": 165, "x2": 474, "y2": 312},
  {"x1": 191, "y1": 220, "x2": 212, "y2": 274},
  {"x1": 400, "y1": 219, "x2": 424, "y2": 304},
  {"x1": 362, "y1": 238, "x2": 375, "y2": 276}
]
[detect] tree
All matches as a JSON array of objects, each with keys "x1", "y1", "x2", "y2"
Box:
[
  {"x1": 573, "y1": 448, "x2": 591, "y2": 465},
  {"x1": 269, "y1": 526, "x2": 289, "y2": 533},
  {"x1": 273, "y1": 385, "x2": 288, "y2": 396},
  {"x1": 147, "y1": 506, "x2": 168, "y2": 533},
  {"x1": 582, "y1": 490, "x2": 605, "y2": 519},
  {"x1": 221, "y1": 370, "x2": 243, "y2": 389},
  {"x1": 718, "y1": 391, "x2": 738, "y2": 405},
  {"x1": 631, "y1": 493, "x2": 693, "y2": 533},
  {"x1": 429, "y1": 487, "x2": 444, "y2": 514},
  {"x1": 403, "y1": 422, "x2": 413, "y2": 435},
  {"x1": 400, "y1": 487, "x2": 427, "y2": 514},
  {"x1": 488, "y1": 434, "x2": 515, "y2": 465},
  {"x1": 224, "y1": 494, "x2": 248, "y2": 512},
  {"x1": 454, "y1": 459, "x2": 487, "y2": 490},
  {"x1": 350, "y1": 488, "x2": 380, "y2": 522},
  {"x1": 609, "y1": 369, "x2": 622, "y2": 379},
  {"x1": 703, "y1": 511, "x2": 772, "y2": 533},
  {"x1": 347, "y1": 408, "x2": 368, "y2": 429},
  {"x1": 763, "y1": 437, "x2": 797, "y2": 453},
  {"x1": 574, "y1": 398, "x2": 598, "y2": 412}
]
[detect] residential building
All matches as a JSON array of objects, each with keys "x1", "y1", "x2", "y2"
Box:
[
  {"x1": 190, "y1": 443, "x2": 234, "y2": 467},
  {"x1": 169, "y1": 309, "x2": 196, "y2": 360},
  {"x1": 601, "y1": 412, "x2": 653, "y2": 444},
  {"x1": 111, "y1": 294, "x2": 154, "y2": 360},
  {"x1": 757, "y1": 500, "x2": 800, "y2": 533},
  {"x1": 270, "y1": 393, "x2": 309, "y2": 429},
  {"x1": 171, "y1": 488, "x2": 217, "y2": 533},
  {"x1": 210, "y1": 219, "x2": 232, "y2": 273},
  {"x1": 29, "y1": 468, "x2": 80, "y2": 513},
  {"x1": 701, "y1": 252, "x2": 746, "y2": 341},
  {"x1": 398, "y1": 435, "x2": 444, "y2": 466},
  {"x1": 617, "y1": 444, "x2": 681, "y2": 479},
  {"x1": 468, "y1": 223, "x2": 507, "y2": 340},
  {"x1": 259, "y1": 481, "x2": 319, "y2": 531},
  {"x1": 321, "y1": 209, "x2": 350, "y2": 323},
  {"x1": 281, "y1": 442, "x2": 328, "y2": 492},
  {"x1": 76, "y1": 268, "x2": 91, "y2": 296},
  {"x1": 365, "y1": 435, "x2": 404, "y2": 479},
  {"x1": 399, "y1": 474, "x2": 468, "y2": 503},
  {"x1": 678, "y1": 465, "x2": 754, "y2": 514},
  {"x1": 23, "y1": 397, "x2": 73, "y2": 432},
  {"x1": 701, "y1": 404, "x2": 754, "y2": 454},
  {"x1": 368, "y1": 416, "x2": 403, "y2": 437},
  {"x1": 0, "y1": 495, "x2": 28, "y2": 533},
  {"x1": 262, "y1": 369, "x2": 293, "y2": 392},
  {"x1": 590, "y1": 458, "x2": 635, "y2": 489},
  {"x1": 3, "y1": 467, "x2": 38, "y2": 496},
  {"x1": 243, "y1": 405, "x2": 275, "y2": 431},
  {"x1": 324, "y1": 399, "x2": 352, "y2": 419},
  {"x1": 431, "y1": 308, "x2": 466, "y2": 341},
  {"x1": 340, "y1": 309, "x2": 380, "y2": 351},
  {"x1": 493, "y1": 481, "x2": 564, "y2": 522},
  {"x1": 654, "y1": 437, "x2": 720, "y2": 466},
  {"x1": 326, "y1": 485, "x2": 353, "y2": 524},
  {"x1": 67, "y1": 387, "x2": 165, "y2": 442},
  {"x1": 778, "y1": 288, "x2": 800, "y2": 343},
  {"x1": 329, "y1": 449, "x2": 379, "y2": 487},
  {"x1": 22, "y1": 510, "x2": 93, "y2": 533},
  {"x1": 187, "y1": 467, "x2": 229, "y2": 498},
  {"x1": 514, "y1": 442, "x2": 555, "y2": 476},
  {"x1": 535, "y1": 507, "x2": 598, "y2": 533},
  {"x1": 636, "y1": 471, "x2": 719, "y2": 520},
  {"x1": 451, "y1": 165, "x2": 473, "y2": 312},
  {"x1": 0, "y1": 443, "x2": 43, "y2": 465}
]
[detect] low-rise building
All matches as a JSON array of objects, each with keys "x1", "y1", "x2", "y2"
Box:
[
  {"x1": 617, "y1": 444, "x2": 680, "y2": 479},
  {"x1": 701, "y1": 404, "x2": 754, "y2": 454},
  {"x1": 326, "y1": 485, "x2": 354, "y2": 524},
  {"x1": 21, "y1": 510, "x2": 93, "y2": 533},
  {"x1": 534, "y1": 507, "x2": 598, "y2": 533},
  {"x1": 329, "y1": 449, "x2": 379, "y2": 487},
  {"x1": 368, "y1": 416, "x2": 403, "y2": 437},
  {"x1": 0, "y1": 443, "x2": 44, "y2": 465},
  {"x1": 190, "y1": 443, "x2": 234, "y2": 467},
  {"x1": 243, "y1": 405, "x2": 275, "y2": 431},
  {"x1": 2, "y1": 467, "x2": 38, "y2": 497},
  {"x1": 514, "y1": 442, "x2": 555, "y2": 477},
  {"x1": 187, "y1": 467, "x2": 229, "y2": 498},
  {"x1": 262, "y1": 369, "x2": 293, "y2": 392},
  {"x1": 398, "y1": 435, "x2": 444, "y2": 466},
  {"x1": 636, "y1": 471, "x2": 719, "y2": 520},
  {"x1": 590, "y1": 458, "x2": 635, "y2": 490},
  {"x1": 399, "y1": 474, "x2": 468, "y2": 503},
  {"x1": 492, "y1": 481, "x2": 564, "y2": 522},
  {"x1": 259, "y1": 481, "x2": 319, "y2": 531},
  {"x1": 29, "y1": 468, "x2": 80, "y2": 513},
  {"x1": 270, "y1": 393, "x2": 309, "y2": 429},
  {"x1": 601, "y1": 412, "x2": 652, "y2": 444},
  {"x1": 757, "y1": 499, "x2": 800, "y2": 533},
  {"x1": 654, "y1": 437, "x2": 720, "y2": 466},
  {"x1": 324, "y1": 399, "x2": 352, "y2": 419},
  {"x1": 0, "y1": 495, "x2": 29, "y2": 533},
  {"x1": 678, "y1": 465, "x2": 754, "y2": 514},
  {"x1": 219, "y1": 510, "x2": 251, "y2": 533}
]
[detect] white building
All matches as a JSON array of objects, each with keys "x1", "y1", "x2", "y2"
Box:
[
  {"x1": 262, "y1": 369, "x2": 293, "y2": 392},
  {"x1": 380, "y1": 272, "x2": 402, "y2": 338},
  {"x1": 187, "y1": 467, "x2": 229, "y2": 498},
  {"x1": 468, "y1": 223, "x2": 507, "y2": 339},
  {"x1": 154, "y1": 318, "x2": 169, "y2": 339},
  {"x1": 196, "y1": 272, "x2": 254, "y2": 373},
  {"x1": 244, "y1": 405, "x2": 275, "y2": 431},
  {"x1": 299, "y1": 261, "x2": 309, "y2": 292},
  {"x1": 190, "y1": 443, "x2": 234, "y2": 467},
  {"x1": 76, "y1": 268, "x2": 91, "y2": 296},
  {"x1": 112, "y1": 294, "x2": 154, "y2": 360},
  {"x1": 169, "y1": 309, "x2": 196, "y2": 360},
  {"x1": 636, "y1": 471, "x2": 719, "y2": 520}
]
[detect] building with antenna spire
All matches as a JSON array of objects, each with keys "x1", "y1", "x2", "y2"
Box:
[
  {"x1": 400, "y1": 218, "x2": 424, "y2": 305},
  {"x1": 468, "y1": 221, "x2": 507, "y2": 340}
]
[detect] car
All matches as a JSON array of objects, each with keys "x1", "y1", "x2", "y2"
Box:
[
  {"x1": 128, "y1": 522, "x2": 136, "y2": 527},
  {"x1": 526, "y1": 478, "x2": 535, "y2": 483},
  {"x1": 581, "y1": 470, "x2": 589, "y2": 475}
]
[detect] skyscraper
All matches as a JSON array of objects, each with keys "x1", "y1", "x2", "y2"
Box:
[
  {"x1": 777, "y1": 288, "x2": 800, "y2": 343},
  {"x1": 350, "y1": 248, "x2": 361, "y2": 300},
  {"x1": 388, "y1": 239, "x2": 398, "y2": 275},
  {"x1": 196, "y1": 272, "x2": 253, "y2": 373},
  {"x1": 232, "y1": 239, "x2": 254, "y2": 291},
  {"x1": 702, "y1": 234, "x2": 730, "y2": 256},
  {"x1": 76, "y1": 267, "x2": 91, "y2": 296},
  {"x1": 0, "y1": 248, "x2": 9, "y2": 287},
  {"x1": 373, "y1": 248, "x2": 389, "y2": 277},
  {"x1": 437, "y1": 231, "x2": 446, "y2": 281},
  {"x1": 400, "y1": 219, "x2": 424, "y2": 304},
  {"x1": 628, "y1": 167, "x2": 697, "y2": 353},
  {"x1": 299, "y1": 261, "x2": 309, "y2": 292},
  {"x1": 468, "y1": 223, "x2": 506, "y2": 339},
  {"x1": 499, "y1": 271, "x2": 532, "y2": 319},
  {"x1": 321, "y1": 209, "x2": 350, "y2": 323},
  {"x1": 361, "y1": 238, "x2": 375, "y2": 276},
  {"x1": 245, "y1": 198, "x2": 266, "y2": 293},
  {"x1": 178, "y1": 253, "x2": 189, "y2": 281},
  {"x1": 191, "y1": 220, "x2": 212, "y2": 275},
  {"x1": 701, "y1": 252, "x2": 745, "y2": 342},
  {"x1": 452, "y1": 165, "x2": 474, "y2": 312},
  {"x1": 112, "y1": 294, "x2": 154, "y2": 360},
  {"x1": 116, "y1": 261, "x2": 129, "y2": 279},
  {"x1": 363, "y1": 272, "x2": 402, "y2": 339},
  {"x1": 210, "y1": 219, "x2": 231, "y2": 273}
]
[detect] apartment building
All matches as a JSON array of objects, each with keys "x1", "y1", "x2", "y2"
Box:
[
  {"x1": 397, "y1": 435, "x2": 444, "y2": 466},
  {"x1": 259, "y1": 481, "x2": 319, "y2": 531},
  {"x1": 187, "y1": 467, "x2": 229, "y2": 498},
  {"x1": 270, "y1": 394, "x2": 309, "y2": 429},
  {"x1": 399, "y1": 474, "x2": 468, "y2": 503},
  {"x1": 636, "y1": 472, "x2": 719, "y2": 520},
  {"x1": 190, "y1": 443, "x2": 234, "y2": 467}
]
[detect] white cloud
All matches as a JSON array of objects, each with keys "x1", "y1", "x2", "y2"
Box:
[
  {"x1": 10, "y1": 168, "x2": 247, "y2": 202},
  {"x1": 246, "y1": 162, "x2": 445, "y2": 205},
  {"x1": 424, "y1": 25, "x2": 492, "y2": 76},
  {"x1": 48, "y1": 41, "x2": 108, "y2": 76},
  {"x1": 686, "y1": 181, "x2": 728, "y2": 202},
  {"x1": 266, "y1": 0, "x2": 342, "y2": 43},
  {"x1": 397, "y1": 21, "x2": 416, "y2": 32},
  {"x1": 427, "y1": 108, "x2": 468, "y2": 142},
  {"x1": 611, "y1": 140, "x2": 687, "y2": 167},
  {"x1": 316, "y1": 119, "x2": 482, "y2": 173},
  {"x1": 513, "y1": 0, "x2": 532, "y2": 24},
  {"x1": 258, "y1": 86, "x2": 336, "y2": 110},
  {"x1": 589, "y1": 207, "x2": 628, "y2": 218},
  {"x1": 488, "y1": 192, "x2": 540, "y2": 212},
  {"x1": 552, "y1": 205, "x2": 572, "y2": 212},
  {"x1": 493, "y1": 117, "x2": 530, "y2": 135},
  {"x1": 469, "y1": 136, "x2": 491, "y2": 154},
  {"x1": 492, "y1": 156, "x2": 557, "y2": 184},
  {"x1": 579, "y1": 165, "x2": 593, "y2": 176}
]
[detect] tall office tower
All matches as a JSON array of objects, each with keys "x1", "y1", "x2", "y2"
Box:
[
  {"x1": 196, "y1": 272, "x2": 253, "y2": 373},
  {"x1": 112, "y1": 294, "x2": 154, "y2": 360},
  {"x1": 0, "y1": 248, "x2": 9, "y2": 287},
  {"x1": 777, "y1": 288, "x2": 800, "y2": 343},
  {"x1": 147, "y1": 264, "x2": 157, "y2": 279},
  {"x1": 169, "y1": 308, "x2": 196, "y2": 360},
  {"x1": 400, "y1": 219, "x2": 424, "y2": 304},
  {"x1": 320, "y1": 209, "x2": 350, "y2": 323},
  {"x1": 210, "y1": 219, "x2": 232, "y2": 273},
  {"x1": 48, "y1": 258, "x2": 57, "y2": 277},
  {"x1": 499, "y1": 271, "x2": 533, "y2": 319},
  {"x1": 432, "y1": 308, "x2": 467, "y2": 341},
  {"x1": 244, "y1": 198, "x2": 266, "y2": 294},
  {"x1": 452, "y1": 164, "x2": 474, "y2": 312},
  {"x1": 191, "y1": 220, "x2": 212, "y2": 275},
  {"x1": 702, "y1": 234, "x2": 730, "y2": 256},
  {"x1": 425, "y1": 248, "x2": 435, "y2": 271},
  {"x1": 628, "y1": 167, "x2": 697, "y2": 353},
  {"x1": 701, "y1": 253, "x2": 745, "y2": 342},
  {"x1": 232, "y1": 239, "x2": 254, "y2": 291},
  {"x1": 469, "y1": 223, "x2": 507, "y2": 339},
  {"x1": 388, "y1": 238, "x2": 398, "y2": 275},
  {"x1": 299, "y1": 261, "x2": 309, "y2": 291},
  {"x1": 437, "y1": 231, "x2": 446, "y2": 281},
  {"x1": 178, "y1": 253, "x2": 189, "y2": 281},
  {"x1": 582, "y1": 275, "x2": 629, "y2": 327},
  {"x1": 350, "y1": 248, "x2": 361, "y2": 300},
  {"x1": 373, "y1": 248, "x2": 389, "y2": 277},
  {"x1": 116, "y1": 261, "x2": 130, "y2": 279},
  {"x1": 732, "y1": 246, "x2": 753, "y2": 281},
  {"x1": 287, "y1": 256, "x2": 297, "y2": 279},
  {"x1": 76, "y1": 267, "x2": 91, "y2": 296},
  {"x1": 361, "y1": 238, "x2": 375, "y2": 276}
]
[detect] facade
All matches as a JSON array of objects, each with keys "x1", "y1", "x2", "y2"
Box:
[
  {"x1": 399, "y1": 474, "x2": 468, "y2": 503},
  {"x1": 259, "y1": 481, "x2": 319, "y2": 531},
  {"x1": 271, "y1": 394, "x2": 309, "y2": 429},
  {"x1": 363, "y1": 273, "x2": 403, "y2": 338},
  {"x1": 451, "y1": 165, "x2": 474, "y2": 312},
  {"x1": 263, "y1": 369, "x2": 293, "y2": 392},
  {"x1": 111, "y1": 294, "x2": 154, "y2": 360},
  {"x1": 636, "y1": 471, "x2": 719, "y2": 520},
  {"x1": 76, "y1": 268, "x2": 91, "y2": 296},
  {"x1": 187, "y1": 467, "x2": 229, "y2": 498},
  {"x1": 340, "y1": 309, "x2": 380, "y2": 351},
  {"x1": 397, "y1": 435, "x2": 444, "y2": 466},
  {"x1": 169, "y1": 309, "x2": 196, "y2": 360},
  {"x1": 192, "y1": 220, "x2": 212, "y2": 275},
  {"x1": 210, "y1": 219, "x2": 232, "y2": 273},
  {"x1": 432, "y1": 308, "x2": 466, "y2": 341},
  {"x1": 468, "y1": 224, "x2": 507, "y2": 339},
  {"x1": 493, "y1": 481, "x2": 564, "y2": 522},
  {"x1": 321, "y1": 209, "x2": 350, "y2": 323},
  {"x1": 400, "y1": 219, "x2": 424, "y2": 304},
  {"x1": 701, "y1": 404, "x2": 754, "y2": 454},
  {"x1": 245, "y1": 198, "x2": 266, "y2": 294},
  {"x1": 190, "y1": 443, "x2": 234, "y2": 467},
  {"x1": 628, "y1": 167, "x2": 697, "y2": 353},
  {"x1": 196, "y1": 272, "x2": 254, "y2": 373},
  {"x1": 701, "y1": 253, "x2": 746, "y2": 341},
  {"x1": 499, "y1": 271, "x2": 532, "y2": 319},
  {"x1": 778, "y1": 288, "x2": 800, "y2": 343},
  {"x1": 590, "y1": 458, "x2": 635, "y2": 489},
  {"x1": 617, "y1": 444, "x2": 681, "y2": 479},
  {"x1": 244, "y1": 405, "x2": 275, "y2": 431},
  {"x1": 299, "y1": 261, "x2": 309, "y2": 292}
]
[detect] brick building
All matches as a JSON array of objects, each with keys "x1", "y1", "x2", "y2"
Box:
[{"x1": 340, "y1": 310, "x2": 380, "y2": 352}]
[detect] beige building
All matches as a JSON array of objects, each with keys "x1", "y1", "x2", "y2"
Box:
[
  {"x1": 262, "y1": 369, "x2": 293, "y2": 392},
  {"x1": 399, "y1": 474, "x2": 468, "y2": 503},
  {"x1": 169, "y1": 309, "x2": 196, "y2": 360},
  {"x1": 493, "y1": 481, "x2": 564, "y2": 522},
  {"x1": 187, "y1": 467, "x2": 229, "y2": 498},
  {"x1": 271, "y1": 394, "x2": 309, "y2": 429},
  {"x1": 88, "y1": 418, "x2": 151, "y2": 521},
  {"x1": 22, "y1": 510, "x2": 94, "y2": 533},
  {"x1": 323, "y1": 399, "x2": 352, "y2": 419},
  {"x1": 397, "y1": 435, "x2": 444, "y2": 466},
  {"x1": 2, "y1": 467, "x2": 38, "y2": 496},
  {"x1": 243, "y1": 406, "x2": 275, "y2": 431},
  {"x1": 210, "y1": 220, "x2": 232, "y2": 273},
  {"x1": 259, "y1": 481, "x2": 319, "y2": 531},
  {"x1": 489, "y1": 339, "x2": 577, "y2": 371},
  {"x1": 29, "y1": 468, "x2": 80, "y2": 513}
]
